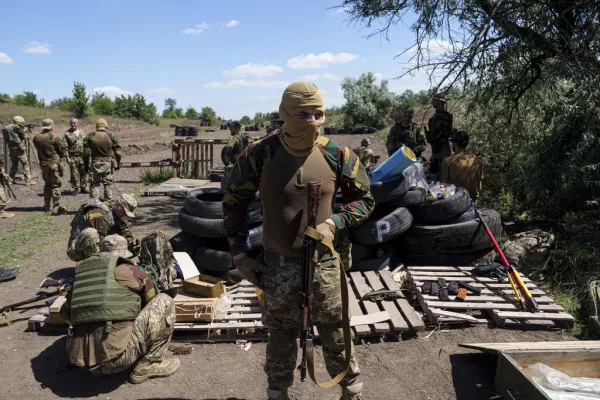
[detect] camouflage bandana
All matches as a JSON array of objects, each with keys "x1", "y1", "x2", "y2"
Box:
[{"x1": 139, "y1": 230, "x2": 175, "y2": 292}]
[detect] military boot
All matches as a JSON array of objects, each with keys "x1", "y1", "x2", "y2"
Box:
[
  {"x1": 24, "y1": 180, "x2": 36, "y2": 185},
  {"x1": 52, "y1": 205, "x2": 67, "y2": 215},
  {"x1": 129, "y1": 357, "x2": 181, "y2": 384},
  {"x1": 0, "y1": 210, "x2": 15, "y2": 218},
  {"x1": 341, "y1": 382, "x2": 364, "y2": 400},
  {"x1": 266, "y1": 388, "x2": 289, "y2": 400}
]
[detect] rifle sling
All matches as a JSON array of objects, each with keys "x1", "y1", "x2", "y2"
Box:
[{"x1": 303, "y1": 226, "x2": 351, "y2": 389}]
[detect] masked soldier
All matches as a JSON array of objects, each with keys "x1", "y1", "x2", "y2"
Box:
[
  {"x1": 2, "y1": 116, "x2": 35, "y2": 185},
  {"x1": 221, "y1": 120, "x2": 249, "y2": 189},
  {"x1": 64, "y1": 117, "x2": 90, "y2": 196},
  {"x1": 425, "y1": 94, "x2": 453, "y2": 178},
  {"x1": 87, "y1": 118, "x2": 121, "y2": 200},
  {"x1": 387, "y1": 106, "x2": 426, "y2": 156},
  {"x1": 223, "y1": 81, "x2": 374, "y2": 400}
]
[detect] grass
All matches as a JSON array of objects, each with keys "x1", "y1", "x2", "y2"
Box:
[
  {"x1": 141, "y1": 168, "x2": 172, "y2": 186},
  {"x1": 0, "y1": 214, "x2": 69, "y2": 265}
]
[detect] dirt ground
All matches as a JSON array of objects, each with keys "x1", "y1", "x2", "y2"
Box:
[{"x1": 0, "y1": 125, "x2": 576, "y2": 400}]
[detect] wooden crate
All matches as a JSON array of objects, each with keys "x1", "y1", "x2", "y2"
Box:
[{"x1": 407, "y1": 266, "x2": 575, "y2": 328}]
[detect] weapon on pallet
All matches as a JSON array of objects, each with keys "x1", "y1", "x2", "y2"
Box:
[{"x1": 0, "y1": 278, "x2": 73, "y2": 314}]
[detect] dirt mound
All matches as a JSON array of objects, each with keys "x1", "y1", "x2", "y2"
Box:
[{"x1": 121, "y1": 142, "x2": 171, "y2": 155}]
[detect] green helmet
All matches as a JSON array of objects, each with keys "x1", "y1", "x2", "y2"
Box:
[
  {"x1": 12, "y1": 116, "x2": 25, "y2": 125},
  {"x1": 74, "y1": 228, "x2": 101, "y2": 260}
]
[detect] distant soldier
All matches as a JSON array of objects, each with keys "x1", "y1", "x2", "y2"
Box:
[
  {"x1": 353, "y1": 138, "x2": 375, "y2": 168},
  {"x1": 0, "y1": 154, "x2": 15, "y2": 218},
  {"x1": 440, "y1": 130, "x2": 484, "y2": 201},
  {"x1": 32, "y1": 119, "x2": 67, "y2": 213},
  {"x1": 87, "y1": 118, "x2": 121, "y2": 200},
  {"x1": 1, "y1": 116, "x2": 35, "y2": 185},
  {"x1": 386, "y1": 106, "x2": 426, "y2": 156},
  {"x1": 267, "y1": 111, "x2": 284, "y2": 135},
  {"x1": 221, "y1": 120, "x2": 249, "y2": 189},
  {"x1": 64, "y1": 117, "x2": 90, "y2": 196},
  {"x1": 425, "y1": 94, "x2": 453, "y2": 178}
]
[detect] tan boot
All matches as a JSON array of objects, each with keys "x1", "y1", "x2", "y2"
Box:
[
  {"x1": 24, "y1": 180, "x2": 36, "y2": 185},
  {"x1": 129, "y1": 357, "x2": 180, "y2": 384},
  {"x1": 0, "y1": 210, "x2": 15, "y2": 218},
  {"x1": 266, "y1": 388, "x2": 290, "y2": 400},
  {"x1": 341, "y1": 382, "x2": 364, "y2": 400}
]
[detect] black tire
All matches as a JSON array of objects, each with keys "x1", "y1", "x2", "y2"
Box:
[
  {"x1": 210, "y1": 173, "x2": 224, "y2": 183},
  {"x1": 184, "y1": 188, "x2": 226, "y2": 219},
  {"x1": 384, "y1": 187, "x2": 427, "y2": 208},
  {"x1": 246, "y1": 225, "x2": 263, "y2": 251},
  {"x1": 402, "y1": 207, "x2": 501, "y2": 254},
  {"x1": 412, "y1": 187, "x2": 471, "y2": 224},
  {"x1": 169, "y1": 231, "x2": 205, "y2": 254},
  {"x1": 193, "y1": 246, "x2": 233, "y2": 272},
  {"x1": 369, "y1": 175, "x2": 410, "y2": 203},
  {"x1": 178, "y1": 209, "x2": 263, "y2": 238},
  {"x1": 351, "y1": 243, "x2": 372, "y2": 262},
  {"x1": 400, "y1": 248, "x2": 495, "y2": 266},
  {"x1": 438, "y1": 207, "x2": 478, "y2": 225},
  {"x1": 351, "y1": 250, "x2": 397, "y2": 272},
  {"x1": 350, "y1": 207, "x2": 413, "y2": 245}
]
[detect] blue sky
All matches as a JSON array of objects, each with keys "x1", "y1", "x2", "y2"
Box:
[{"x1": 0, "y1": 0, "x2": 435, "y2": 119}]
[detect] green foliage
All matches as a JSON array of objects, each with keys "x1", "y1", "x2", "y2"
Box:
[
  {"x1": 395, "y1": 89, "x2": 429, "y2": 107},
  {"x1": 253, "y1": 112, "x2": 269, "y2": 125},
  {"x1": 199, "y1": 106, "x2": 217, "y2": 124},
  {"x1": 185, "y1": 106, "x2": 198, "y2": 119},
  {"x1": 0, "y1": 93, "x2": 13, "y2": 104},
  {"x1": 91, "y1": 93, "x2": 116, "y2": 115},
  {"x1": 71, "y1": 82, "x2": 91, "y2": 118},
  {"x1": 325, "y1": 105, "x2": 345, "y2": 116},
  {"x1": 114, "y1": 94, "x2": 160, "y2": 125},
  {"x1": 162, "y1": 97, "x2": 183, "y2": 118},
  {"x1": 13, "y1": 91, "x2": 44, "y2": 108},
  {"x1": 341, "y1": 72, "x2": 395, "y2": 130},
  {"x1": 141, "y1": 168, "x2": 172, "y2": 186},
  {"x1": 240, "y1": 115, "x2": 252, "y2": 125},
  {"x1": 49, "y1": 96, "x2": 73, "y2": 111}
]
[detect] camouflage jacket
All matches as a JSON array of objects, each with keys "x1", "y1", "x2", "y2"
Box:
[
  {"x1": 69, "y1": 199, "x2": 133, "y2": 245},
  {"x1": 223, "y1": 132, "x2": 249, "y2": 165},
  {"x1": 352, "y1": 146, "x2": 374, "y2": 167},
  {"x1": 387, "y1": 122, "x2": 426, "y2": 154},
  {"x1": 427, "y1": 110, "x2": 453, "y2": 152},
  {"x1": 64, "y1": 129, "x2": 89, "y2": 157},
  {"x1": 2, "y1": 124, "x2": 27, "y2": 146},
  {"x1": 223, "y1": 134, "x2": 375, "y2": 254}
]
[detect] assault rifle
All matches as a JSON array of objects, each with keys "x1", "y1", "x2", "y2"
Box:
[
  {"x1": 1, "y1": 171, "x2": 17, "y2": 200},
  {"x1": 0, "y1": 278, "x2": 73, "y2": 314},
  {"x1": 24, "y1": 123, "x2": 41, "y2": 129}
]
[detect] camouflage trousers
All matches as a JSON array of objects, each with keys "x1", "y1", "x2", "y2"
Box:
[
  {"x1": 221, "y1": 164, "x2": 234, "y2": 190},
  {"x1": 69, "y1": 155, "x2": 88, "y2": 189},
  {"x1": 430, "y1": 143, "x2": 452, "y2": 180},
  {"x1": 41, "y1": 163, "x2": 62, "y2": 209},
  {"x1": 0, "y1": 179, "x2": 7, "y2": 210},
  {"x1": 335, "y1": 229, "x2": 352, "y2": 272},
  {"x1": 90, "y1": 161, "x2": 113, "y2": 201},
  {"x1": 8, "y1": 145, "x2": 32, "y2": 181},
  {"x1": 96, "y1": 294, "x2": 176, "y2": 375},
  {"x1": 261, "y1": 250, "x2": 360, "y2": 391}
]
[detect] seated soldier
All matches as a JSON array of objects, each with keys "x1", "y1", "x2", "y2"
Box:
[
  {"x1": 67, "y1": 193, "x2": 138, "y2": 261},
  {"x1": 61, "y1": 232, "x2": 180, "y2": 384},
  {"x1": 440, "y1": 130, "x2": 484, "y2": 201}
]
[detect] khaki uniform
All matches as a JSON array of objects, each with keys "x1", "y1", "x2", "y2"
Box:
[
  {"x1": 87, "y1": 130, "x2": 121, "y2": 200},
  {"x1": 64, "y1": 129, "x2": 89, "y2": 190},
  {"x1": 440, "y1": 150, "x2": 484, "y2": 200},
  {"x1": 3, "y1": 124, "x2": 32, "y2": 182},
  {"x1": 32, "y1": 132, "x2": 66, "y2": 210},
  {"x1": 352, "y1": 146, "x2": 374, "y2": 168},
  {"x1": 0, "y1": 156, "x2": 8, "y2": 212}
]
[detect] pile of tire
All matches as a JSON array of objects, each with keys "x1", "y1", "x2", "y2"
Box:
[{"x1": 170, "y1": 188, "x2": 263, "y2": 276}]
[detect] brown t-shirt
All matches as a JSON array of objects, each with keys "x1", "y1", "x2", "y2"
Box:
[
  {"x1": 64, "y1": 263, "x2": 155, "y2": 367},
  {"x1": 260, "y1": 146, "x2": 336, "y2": 257},
  {"x1": 89, "y1": 131, "x2": 114, "y2": 162},
  {"x1": 32, "y1": 132, "x2": 60, "y2": 166},
  {"x1": 441, "y1": 151, "x2": 484, "y2": 200}
]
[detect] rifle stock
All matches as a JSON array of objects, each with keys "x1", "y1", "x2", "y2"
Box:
[{"x1": 2, "y1": 173, "x2": 17, "y2": 200}]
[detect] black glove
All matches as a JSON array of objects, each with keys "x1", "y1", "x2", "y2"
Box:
[{"x1": 232, "y1": 253, "x2": 266, "y2": 289}]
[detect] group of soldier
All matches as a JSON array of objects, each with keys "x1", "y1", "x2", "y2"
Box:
[{"x1": 0, "y1": 116, "x2": 121, "y2": 217}]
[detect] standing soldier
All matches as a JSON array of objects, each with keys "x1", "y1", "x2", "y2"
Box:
[
  {"x1": 224, "y1": 81, "x2": 374, "y2": 400},
  {"x1": 221, "y1": 120, "x2": 248, "y2": 189},
  {"x1": 87, "y1": 118, "x2": 121, "y2": 200},
  {"x1": 64, "y1": 117, "x2": 89, "y2": 196},
  {"x1": 386, "y1": 106, "x2": 426, "y2": 156},
  {"x1": 267, "y1": 111, "x2": 284, "y2": 135},
  {"x1": 32, "y1": 119, "x2": 67, "y2": 213},
  {"x1": 0, "y1": 154, "x2": 15, "y2": 218},
  {"x1": 425, "y1": 94, "x2": 453, "y2": 179},
  {"x1": 1, "y1": 116, "x2": 35, "y2": 185},
  {"x1": 353, "y1": 138, "x2": 376, "y2": 168}
]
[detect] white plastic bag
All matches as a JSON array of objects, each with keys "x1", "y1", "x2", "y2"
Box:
[
  {"x1": 403, "y1": 162, "x2": 428, "y2": 190},
  {"x1": 215, "y1": 293, "x2": 232, "y2": 319},
  {"x1": 525, "y1": 363, "x2": 600, "y2": 400}
]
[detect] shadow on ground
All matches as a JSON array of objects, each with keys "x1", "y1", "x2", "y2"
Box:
[
  {"x1": 133, "y1": 197, "x2": 182, "y2": 229},
  {"x1": 450, "y1": 352, "x2": 500, "y2": 399}
]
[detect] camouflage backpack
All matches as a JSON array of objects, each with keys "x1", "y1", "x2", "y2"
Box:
[
  {"x1": 69, "y1": 198, "x2": 114, "y2": 242},
  {"x1": 139, "y1": 231, "x2": 176, "y2": 294},
  {"x1": 589, "y1": 280, "x2": 600, "y2": 336}
]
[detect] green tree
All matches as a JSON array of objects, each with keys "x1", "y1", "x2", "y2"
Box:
[
  {"x1": 199, "y1": 106, "x2": 217, "y2": 124},
  {"x1": 185, "y1": 106, "x2": 198, "y2": 119},
  {"x1": 114, "y1": 94, "x2": 160, "y2": 125},
  {"x1": 341, "y1": 72, "x2": 395, "y2": 129},
  {"x1": 91, "y1": 93, "x2": 116, "y2": 115},
  {"x1": 14, "y1": 91, "x2": 44, "y2": 108},
  {"x1": 0, "y1": 93, "x2": 13, "y2": 104},
  {"x1": 50, "y1": 97, "x2": 73, "y2": 111},
  {"x1": 240, "y1": 115, "x2": 252, "y2": 125},
  {"x1": 71, "y1": 82, "x2": 91, "y2": 118},
  {"x1": 164, "y1": 97, "x2": 177, "y2": 111}
]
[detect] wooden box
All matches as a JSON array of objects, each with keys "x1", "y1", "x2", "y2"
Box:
[
  {"x1": 174, "y1": 293, "x2": 219, "y2": 322},
  {"x1": 49, "y1": 295, "x2": 69, "y2": 324},
  {"x1": 182, "y1": 274, "x2": 225, "y2": 298}
]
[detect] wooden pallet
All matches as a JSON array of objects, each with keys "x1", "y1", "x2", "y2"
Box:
[{"x1": 407, "y1": 266, "x2": 575, "y2": 328}]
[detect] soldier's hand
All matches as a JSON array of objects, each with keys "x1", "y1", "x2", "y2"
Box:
[
  {"x1": 232, "y1": 253, "x2": 266, "y2": 289},
  {"x1": 130, "y1": 239, "x2": 141, "y2": 256},
  {"x1": 316, "y1": 219, "x2": 336, "y2": 242}
]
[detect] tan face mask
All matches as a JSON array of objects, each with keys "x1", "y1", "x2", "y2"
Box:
[{"x1": 279, "y1": 116, "x2": 325, "y2": 156}]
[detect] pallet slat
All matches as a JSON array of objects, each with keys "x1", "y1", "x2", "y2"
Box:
[
  {"x1": 349, "y1": 272, "x2": 390, "y2": 333},
  {"x1": 363, "y1": 271, "x2": 408, "y2": 332},
  {"x1": 379, "y1": 270, "x2": 425, "y2": 331}
]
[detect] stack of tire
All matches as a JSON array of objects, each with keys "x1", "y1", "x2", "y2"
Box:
[{"x1": 171, "y1": 188, "x2": 263, "y2": 278}]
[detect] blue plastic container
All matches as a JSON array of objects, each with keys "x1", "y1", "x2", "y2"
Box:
[{"x1": 369, "y1": 146, "x2": 418, "y2": 183}]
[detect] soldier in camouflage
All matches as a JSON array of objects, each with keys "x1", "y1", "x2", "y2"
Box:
[
  {"x1": 386, "y1": 106, "x2": 426, "y2": 156},
  {"x1": 221, "y1": 120, "x2": 249, "y2": 189},
  {"x1": 60, "y1": 233, "x2": 180, "y2": 384},
  {"x1": 0, "y1": 154, "x2": 15, "y2": 218},
  {"x1": 67, "y1": 193, "x2": 138, "y2": 261},
  {"x1": 224, "y1": 81, "x2": 374, "y2": 400},
  {"x1": 265, "y1": 111, "x2": 284, "y2": 136},
  {"x1": 86, "y1": 118, "x2": 121, "y2": 200},
  {"x1": 64, "y1": 117, "x2": 90, "y2": 196},
  {"x1": 426, "y1": 94, "x2": 453, "y2": 179},
  {"x1": 353, "y1": 138, "x2": 375, "y2": 168},
  {"x1": 2, "y1": 116, "x2": 35, "y2": 185},
  {"x1": 32, "y1": 119, "x2": 68, "y2": 213}
]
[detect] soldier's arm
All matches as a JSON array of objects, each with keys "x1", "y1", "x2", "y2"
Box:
[
  {"x1": 331, "y1": 148, "x2": 375, "y2": 229},
  {"x1": 110, "y1": 133, "x2": 122, "y2": 165},
  {"x1": 223, "y1": 146, "x2": 261, "y2": 254},
  {"x1": 118, "y1": 216, "x2": 134, "y2": 245},
  {"x1": 55, "y1": 137, "x2": 68, "y2": 159},
  {"x1": 115, "y1": 263, "x2": 157, "y2": 305},
  {"x1": 386, "y1": 126, "x2": 396, "y2": 154},
  {"x1": 416, "y1": 127, "x2": 426, "y2": 146}
]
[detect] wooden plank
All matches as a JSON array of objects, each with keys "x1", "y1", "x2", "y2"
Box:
[
  {"x1": 424, "y1": 301, "x2": 563, "y2": 312},
  {"x1": 174, "y1": 321, "x2": 264, "y2": 330},
  {"x1": 429, "y1": 308, "x2": 487, "y2": 323},
  {"x1": 349, "y1": 272, "x2": 389, "y2": 333},
  {"x1": 380, "y1": 270, "x2": 425, "y2": 331},
  {"x1": 410, "y1": 271, "x2": 531, "y2": 282},
  {"x1": 407, "y1": 266, "x2": 475, "y2": 271},
  {"x1": 229, "y1": 293, "x2": 259, "y2": 299},
  {"x1": 214, "y1": 313, "x2": 262, "y2": 321},
  {"x1": 363, "y1": 271, "x2": 408, "y2": 332},
  {"x1": 231, "y1": 299, "x2": 259, "y2": 306},
  {"x1": 228, "y1": 306, "x2": 262, "y2": 313},
  {"x1": 459, "y1": 341, "x2": 600, "y2": 354},
  {"x1": 351, "y1": 311, "x2": 391, "y2": 327},
  {"x1": 346, "y1": 280, "x2": 371, "y2": 336},
  {"x1": 495, "y1": 311, "x2": 574, "y2": 321},
  {"x1": 421, "y1": 294, "x2": 554, "y2": 303}
]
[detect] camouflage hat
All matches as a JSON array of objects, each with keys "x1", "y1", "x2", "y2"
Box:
[
  {"x1": 41, "y1": 119, "x2": 54, "y2": 131},
  {"x1": 100, "y1": 235, "x2": 133, "y2": 258},
  {"x1": 228, "y1": 120, "x2": 241, "y2": 128},
  {"x1": 361, "y1": 137, "x2": 370, "y2": 146},
  {"x1": 74, "y1": 228, "x2": 101, "y2": 260},
  {"x1": 12, "y1": 116, "x2": 25, "y2": 125},
  {"x1": 96, "y1": 118, "x2": 108, "y2": 131},
  {"x1": 118, "y1": 193, "x2": 137, "y2": 218},
  {"x1": 269, "y1": 112, "x2": 282, "y2": 122}
]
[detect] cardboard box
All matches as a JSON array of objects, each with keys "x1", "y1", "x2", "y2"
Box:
[
  {"x1": 174, "y1": 293, "x2": 220, "y2": 322},
  {"x1": 182, "y1": 274, "x2": 225, "y2": 298}
]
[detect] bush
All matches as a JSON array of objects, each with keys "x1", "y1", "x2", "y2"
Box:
[
  {"x1": 185, "y1": 106, "x2": 198, "y2": 119},
  {"x1": 50, "y1": 97, "x2": 73, "y2": 111},
  {"x1": 114, "y1": 94, "x2": 160, "y2": 125},
  {"x1": 141, "y1": 168, "x2": 172, "y2": 185},
  {"x1": 0, "y1": 93, "x2": 13, "y2": 104},
  {"x1": 14, "y1": 91, "x2": 44, "y2": 108},
  {"x1": 71, "y1": 82, "x2": 91, "y2": 118},
  {"x1": 341, "y1": 72, "x2": 395, "y2": 130},
  {"x1": 240, "y1": 115, "x2": 252, "y2": 125},
  {"x1": 199, "y1": 106, "x2": 217, "y2": 124},
  {"x1": 91, "y1": 93, "x2": 116, "y2": 115}
]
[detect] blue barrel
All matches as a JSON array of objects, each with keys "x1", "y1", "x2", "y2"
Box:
[{"x1": 370, "y1": 146, "x2": 417, "y2": 183}]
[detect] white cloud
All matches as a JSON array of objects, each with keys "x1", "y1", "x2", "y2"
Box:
[
  {"x1": 182, "y1": 23, "x2": 209, "y2": 35},
  {"x1": 298, "y1": 73, "x2": 340, "y2": 81},
  {"x1": 145, "y1": 87, "x2": 178, "y2": 95},
  {"x1": 287, "y1": 52, "x2": 358, "y2": 69},
  {"x1": 223, "y1": 63, "x2": 283, "y2": 78},
  {"x1": 0, "y1": 52, "x2": 13, "y2": 64},
  {"x1": 32, "y1": 90, "x2": 42, "y2": 95},
  {"x1": 93, "y1": 86, "x2": 132, "y2": 97},
  {"x1": 223, "y1": 20, "x2": 240, "y2": 28},
  {"x1": 22, "y1": 41, "x2": 51, "y2": 54},
  {"x1": 203, "y1": 79, "x2": 289, "y2": 89}
]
